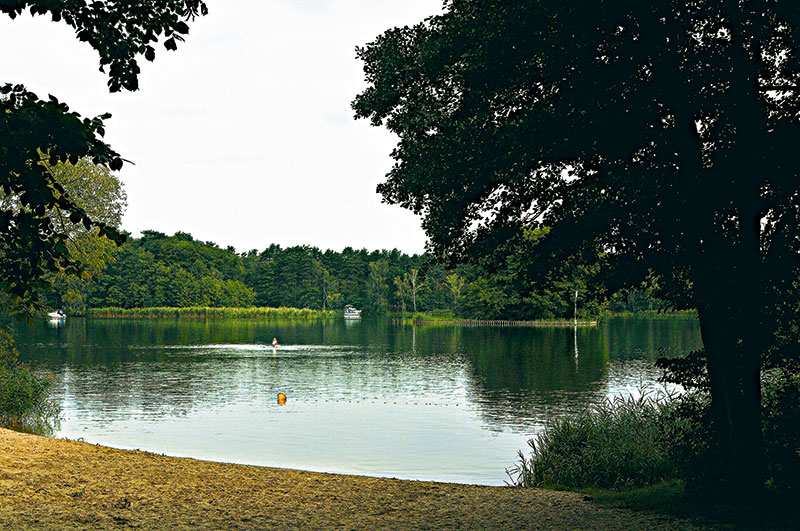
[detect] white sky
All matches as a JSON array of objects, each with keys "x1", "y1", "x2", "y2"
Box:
[{"x1": 1, "y1": 0, "x2": 440, "y2": 254}]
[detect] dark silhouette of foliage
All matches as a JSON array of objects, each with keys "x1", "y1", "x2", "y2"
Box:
[
  {"x1": 1, "y1": 1, "x2": 207, "y2": 315},
  {"x1": 1, "y1": 1, "x2": 207, "y2": 93},
  {"x1": 354, "y1": 0, "x2": 800, "y2": 495}
]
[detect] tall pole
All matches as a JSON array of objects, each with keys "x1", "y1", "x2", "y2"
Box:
[
  {"x1": 573, "y1": 289, "x2": 579, "y2": 360},
  {"x1": 574, "y1": 289, "x2": 578, "y2": 327}
]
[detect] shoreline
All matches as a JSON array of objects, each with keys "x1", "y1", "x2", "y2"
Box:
[
  {"x1": 0, "y1": 428, "x2": 702, "y2": 530},
  {"x1": 408, "y1": 319, "x2": 598, "y2": 327}
]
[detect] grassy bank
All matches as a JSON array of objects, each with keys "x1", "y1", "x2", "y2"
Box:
[
  {"x1": 87, "y1": 306, "x2": 337, "y2": 319},
  {"x1": 586, "y1": 481, "x2": 797, "y2": 531},
  {"x1": 601, "y1": 310, "x2": 698, "y2": 320},
  {"x1": 390, "y1": 311, "x2": 597, "y2": 327}
]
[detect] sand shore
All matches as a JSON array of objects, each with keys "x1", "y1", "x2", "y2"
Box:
[{"x1": 0, "y1": 428, "x2": 703, "y2": 530}]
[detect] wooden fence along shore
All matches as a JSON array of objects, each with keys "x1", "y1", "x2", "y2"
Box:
[{"x1": 405, "y1": 319, "x2": 598, "y2": 327}]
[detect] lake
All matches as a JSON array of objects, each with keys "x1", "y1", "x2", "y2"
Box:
[{"x1": 11, "y1": 316, "x2": 702, "y2": 486}]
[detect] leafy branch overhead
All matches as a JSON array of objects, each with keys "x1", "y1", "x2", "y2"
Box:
[
  {"x1": 0, "y1": 1, "x2": 207, "y2": 315},
  {"x1": 1, "y1": 0, "x2": 207, "y2": 92}
]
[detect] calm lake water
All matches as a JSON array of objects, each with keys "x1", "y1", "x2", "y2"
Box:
[{"x1": 11, "y1": 317, "x2": 701, "y2": 485}]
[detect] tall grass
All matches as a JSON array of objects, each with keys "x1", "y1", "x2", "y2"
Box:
[
  {"x1": 87, "y1": 306, "x2": 338, "y2": 319},
  {"x1": 0, "y1": 329, "x2": 60, "y2": 434},
  {"x1": 390, "y1": 310, "x2": 596, "y2": 327},
  {"x1": 508, "y1": 391, "x2": 676, "y2": 490},
  {"x1": 602, "y1": 310, "x2": 698, "y2": 320},
  {"x1": 389, "y1": 310, "x2": 456, "y2": 324}
]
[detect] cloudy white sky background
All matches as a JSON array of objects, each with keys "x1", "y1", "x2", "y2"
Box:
[{"x1": 1, "y1": 0, "x2": 442, "y2": 254}]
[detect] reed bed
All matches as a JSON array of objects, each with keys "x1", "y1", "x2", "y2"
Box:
[
  {"x1": 508, "y1": 391, "x2": 676, "y2": 490},
  {"x1": 87, "y1": 306, "x2": 337, "y2": 320},
  {"x1": 396, "y1": 317, "x2": 597, "y2": 327},
  {"x1": 603, "y1": 310, "x2": 698, "y2": 320}
]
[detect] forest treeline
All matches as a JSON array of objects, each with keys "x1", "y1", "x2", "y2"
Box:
[{"x1": 45, "y1": 230, "x2": 663, "y2": 318}]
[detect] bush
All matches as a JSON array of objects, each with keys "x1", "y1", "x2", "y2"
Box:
[
  {"x1": 0, "y1": 329, "x2": 60, "y2": 434},
  {"x1": 509, "y1": 391, "x2": 676, "y2": 490},
  {"x1": 425, "y1": 309, "x2": 455, "y2": 318},
  {"x1": 760, "y1": 369, "x2": 800, "y2": 493},
  {"x1": 659, "y1": 368, "x2": 800, "y2": 494},
  {"x1": 656, "y1": 391, "x2": 718, "y2": 491},
  {"x1": 512, "y1": 356, "x2": 800, "y2": 495}
]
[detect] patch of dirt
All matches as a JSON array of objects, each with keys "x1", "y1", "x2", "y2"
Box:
[{"x1": 0, "y1": 428, "x2": 704, "y2": 530}]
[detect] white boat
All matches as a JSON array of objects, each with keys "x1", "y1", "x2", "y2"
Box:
[
  {"x1": 47, "y1": 309, "x2": 66, "y2": 320},
  {"x1": 343, "y1": 304, "x2": 361, "y2": 319}
]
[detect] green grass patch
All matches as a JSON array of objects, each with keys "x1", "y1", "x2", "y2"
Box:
[
  {"x1": 389, "y1": 310, "x2": 456, "y2": 323},
  {"x1": 584, "y1": 481, "x2": 798, "y2": 531},
  {"x1": 391, "y1": 311, "x2": 596, "y2": 327},
  {"x1": 602, "y1": 310, "x2": 698, "y2": 320},
  {"x1": 87, "y1": 306, "x2": 338, "y2": 319},
  {"x1": 583, "y1": 480, "x2": 686, "y2": 513}
]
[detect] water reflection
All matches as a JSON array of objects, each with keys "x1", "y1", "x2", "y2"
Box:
[{"x1": 9, "y1": 316, "x2": 702, "y2": 485}]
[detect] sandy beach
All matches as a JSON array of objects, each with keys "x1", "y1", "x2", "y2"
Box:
[{"x1": 0, "y1": 428, "x2": 704, "y2": 530}]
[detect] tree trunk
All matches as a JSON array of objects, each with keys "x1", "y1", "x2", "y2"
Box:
[{"x1": 696, "y1": 284, "x2": 765, "y2": 498}]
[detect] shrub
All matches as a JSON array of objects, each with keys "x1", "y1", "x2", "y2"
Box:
[
  {"x1": 658, "y1": 355, "x2": 800, "y2": 494},
  {"x1": 656, "y1": 391, "x2": 719, "y2": 491},
  {"x1": 425, "y1": 309, "x2": 455, "y2": 318},
  {"x1": 512, "y1": 355, "x2": 800, "y2": 495},
  {"x1": 509, "y1": 391, "x2": 676, "y2": 490},
  {"x1": 760, "y1": 369, "x2": 799, "y2": 493},
  {"x1": 0, "y1": 329, "x2": 60, "y2": 434}
]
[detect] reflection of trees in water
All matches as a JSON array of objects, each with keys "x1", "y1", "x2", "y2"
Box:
[
  {"x1": 8, "y1": 317, "x2": 702, "y2": 431},
  {"x1": 601, "y1": 317, "x2": 702, "y2": 361},
  {"x1": 445, "y1": 320, "x2": 702, "y2": 432},
  {"x1": 456, "y1": 326, "x2": 611, "y2": 430},
  {"x1": 461, "y1": 327, "x2": 608, "y2": 392}
]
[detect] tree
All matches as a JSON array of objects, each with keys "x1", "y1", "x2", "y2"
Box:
[
  {"x1": 407, "y1": 268, "x2": 424, "y2": 312},
  {"x1": 354, "y1": 0, "x2": 800, "y2": 495},
  {"x1": 1, "y1": 1, "x2": 207, "y2": 315},
  {"x1": 366, "y1": 259, "x2": 389, "y2": 314},
  {"x1": 444, "y1": 273, "x2": 465, "y2": 312},
  {"x1": 461, "y1": 276, "x2": 507, "y2": 319},
  {"x1": 394, "y1": 274, "x2": 409, "y2": 313},
  {"x1": 312, "y1": 259, "x2": 339, "y2": 310},
  {"x1": 420, "y1": 263, "x2": 452, "y2": 311},
  {"x1": 90, "y1": 233, "x2": 255, "y2": 309},
  {"x1": 41, "y1": 157, "x2": 127, "y2": 314}
]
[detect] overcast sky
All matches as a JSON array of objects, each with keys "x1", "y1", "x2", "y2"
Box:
[{"x1": 1, "y1": 0, "x2": 441, "y2": 254}]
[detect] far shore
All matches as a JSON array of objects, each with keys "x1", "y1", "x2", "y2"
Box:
[
  {"x1": 408, "y1": 318, "x2": 598, "y2": 327},
  {"x1": 0, "y1": 428, "x2": 701, "y2": 530}
]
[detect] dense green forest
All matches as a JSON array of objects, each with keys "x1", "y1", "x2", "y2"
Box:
[{"x1": 44, "y1": 230, "x2": 659, "y2": 318}]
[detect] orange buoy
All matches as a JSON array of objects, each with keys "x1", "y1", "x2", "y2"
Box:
[{"x1": 277, "y1": 392, "x2": 287, "y2": 405}]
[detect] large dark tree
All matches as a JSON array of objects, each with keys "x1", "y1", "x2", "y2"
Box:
[
  {"x1": 1, "y1": 1, "x2": 207, "y2": 315},
  {"x1": 354, "y1": 0, "x2": 800, "y2": 495}
]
